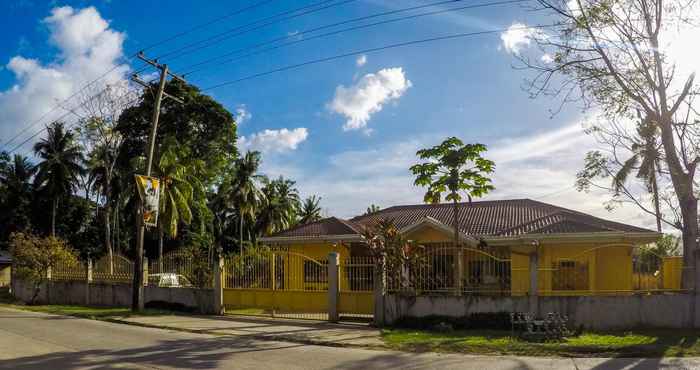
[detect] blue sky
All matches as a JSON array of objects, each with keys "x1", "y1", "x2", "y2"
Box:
[{"x1": 0, "y1": 0, "x2": 658, "y2": 228}]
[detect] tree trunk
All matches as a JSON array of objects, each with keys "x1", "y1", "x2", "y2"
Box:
[
  {"x1": 239, "y1": 213, "x2": 244, "y2": 254},
  {"x1": 104, "y1": 182, "x2": 114, "y2": 274},
  {"x1": 452, "y1": 195, "x2": 463, "y2": 294},
  {"x1": 657, "y1": 113, "x2": 698, "y2": 290},
  {"x1": 158, "y1": 224, "x2": 164, "y2": 272},
  {"x1": 650, "y1": 172, "x2": 662, "y2": 233},
  {"x1": 51, "y1": 198, "x2": 57, "y2": 237}
]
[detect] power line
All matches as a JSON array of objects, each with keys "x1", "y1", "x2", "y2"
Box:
[
  {"x1": 1, "y1": 64, "x2": 124, "y2": 149},
  {"x1": 138, "y1": 0, "x2": 277, "y2": 53},
  {"x1": 154, "y1": 0, "x2": 355, "y2": 62},
  {"x1": 180, "y1": 0, "x2": 531, "y2": 76},
  {"x1": 3, "y1": 2, "x2": 270, "y2": 150},
  {"x1": 201, "y1": 24, "x2": 558, "y2": 92}
]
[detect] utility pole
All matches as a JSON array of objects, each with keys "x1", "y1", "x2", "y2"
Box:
[{"x1": 130, "y1": 51, "x2": 185, "y2": 311}]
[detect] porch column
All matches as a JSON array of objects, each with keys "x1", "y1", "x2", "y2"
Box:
[
  {"x1": 529, "y1": 246, "x2": 539, "y2": 317},
  {"x1": 328, "y1": 252, "x2": 340, "y2": 322}
]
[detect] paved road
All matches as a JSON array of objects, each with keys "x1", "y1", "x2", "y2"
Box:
[{"x1": 0, "y1": 308, "x2": 698, "y2": 370}]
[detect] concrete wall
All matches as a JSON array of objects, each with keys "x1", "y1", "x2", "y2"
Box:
[
  {"x1": 383, "y1": 293, "x2": 700, "y2": 330},
  {"x1": 11, "y1": 278, "x2": 215, "y2": 314}
]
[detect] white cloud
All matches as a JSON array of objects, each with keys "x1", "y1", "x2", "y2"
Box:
[
  {"x1": 0, "y1": 6, "x2": 129, "y2": 147},
  {"x1": 356, "y1": 54, "x2": 367, "y2": 67},
  {"x1": 541, "y1": 53, "x2": 554, "y2": 63},
  {"x1": 234, "y1": 104, "x2": 251, "y2": 125},
  {"x1": 260, "y1": 123, "x2": 660, "y2": 231},
  {"x1": 328, "y1": 67, "x2": 412, "y2": 131},
  {"x1": 239, "y1": 127, "x2": 308, "y2": 154},
  {"x1": 500, "y1": 23, "x2": 541, "y2": 54}
]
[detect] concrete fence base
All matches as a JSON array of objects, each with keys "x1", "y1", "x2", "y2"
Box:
[
  {"x1": 11, "y1": 278, "x2": 216, "y2": 314},
  {"x1": 382, "y1": 293, "x2": 700, "y2": 330}
]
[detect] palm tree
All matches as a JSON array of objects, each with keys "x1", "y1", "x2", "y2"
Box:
[
  {"x1": 0, "y1": 154, "x2": 36, "y2": 235},
  {"x1": 230, "y1": 151, "x2": 264, "y2": 251},
  {"x1": 612, "y1": 117, "x2": 664, "y2": 232},
  {"x1": 155, "y1": 138, "x2": 206, "y2": 266},
  {"x1": 257, "y1": 176, "x2": 301, "y2": 235},
  {"x1": 33, "y1": 122, "x2": 85, "y2": 236},
  {"x1": 298, "y1": 195, "x2": 323, "y2": 224}
]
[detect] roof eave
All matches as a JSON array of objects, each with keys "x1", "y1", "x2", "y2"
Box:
[
  {"x1": 258, "y1": 234, "x2": 363, "y2": 245},
  {"x1": 483, "y1": 231, "x2": 662, "y2": 246}
]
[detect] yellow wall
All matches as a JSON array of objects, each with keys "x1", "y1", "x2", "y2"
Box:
[{"x1": 0, "y1": 265, "x2": 10, "y2": 287}]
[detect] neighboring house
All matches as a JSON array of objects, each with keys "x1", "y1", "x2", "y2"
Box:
[
  {"x1": 0, "y1": 251, "x2": 11, "y2": 288},
  {"x1": 260, "y1": 199, "x2": 672, "y2": 295}
]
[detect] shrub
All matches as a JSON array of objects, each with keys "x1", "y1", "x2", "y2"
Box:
[
  {"x1": 392, "y1": 312, "x2": 512, "y2": 331},
  {"x1": 9, "y1": 232, "x2": 79, "y2": 304}
]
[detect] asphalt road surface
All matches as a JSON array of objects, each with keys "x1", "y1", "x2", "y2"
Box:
[{"x1": 0, "y1": 307, "x2": 698, "y2": 370}]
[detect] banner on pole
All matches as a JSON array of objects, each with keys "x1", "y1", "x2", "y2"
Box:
[{"x1": 135, "y1": 175, "x2": 160, "y2": 228}]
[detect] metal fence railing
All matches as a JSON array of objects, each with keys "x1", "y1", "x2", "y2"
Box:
[
  {"x1": 386, "y1": 243, "x2": 515, "y2": 295},
  {"x1": 340, "y1": 256, "x2": 375, "y2": 292},
  {"x1": 149, "y1": 251, "x2": 213, "y2": 288},
  {"x1": 224, "y1": 249, "x2": 328, "y2": 292},
  {"x1": 93, "y1": 254, "x2": 133, "y2": 283}
]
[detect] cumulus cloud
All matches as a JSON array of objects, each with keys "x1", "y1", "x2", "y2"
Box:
[
  {"x1": 260, "y1": 123, "x2": 659, "y2": 230},
  {"x1": 0, "y1": 6, "x2": 129, "y2": 147},
  {"x1": 234, "y1": 104, "x2": 251, "y2": 125},
  {"x1": 328, "y1": 67, "x2": 411, "y2": 131},
  {"x1": 239, "y1": 128, "x2": 308, "y2": 154},
  {"x1": 500, "y1": 23, "x2": 542, "y2": 54},
  {"x1": 356, "y1": 54, "x2": 367, "y2": 67}
]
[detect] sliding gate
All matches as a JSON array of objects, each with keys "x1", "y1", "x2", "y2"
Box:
[
  {"x1": 223, "y1": 250, "x2": 329, "y2": 320},
  {"x1": 223, "y1": 250, "x2": 375, "y2": 321}
]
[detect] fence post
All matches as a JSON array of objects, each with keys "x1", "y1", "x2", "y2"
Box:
[
  {"x1": 142, "y1": 257, "x2": 149, "y2": 287},
  {"x1": 85, "y1": 258, "x2": 93, "y2": 305},
  {"x1": 529, "y1": 247, "x2": 539, "y2": 317},
  {"x1": 214, "y1": 256, "x2": 225, "y2": 315},
  {"x1": 328, "y1": 252, "x2": 339, "y2": 322},
  {"x1": 373, "y1": 255, "x2": 386, "y2": 327}
]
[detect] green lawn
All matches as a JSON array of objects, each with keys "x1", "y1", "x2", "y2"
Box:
[{"x1": 382, "y1": 329, "x2": 700, "y2": 357}]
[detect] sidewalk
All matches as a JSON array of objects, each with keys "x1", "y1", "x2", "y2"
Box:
[{"x1": 120, "y1": 314, "x2": 386, "y2": 348}]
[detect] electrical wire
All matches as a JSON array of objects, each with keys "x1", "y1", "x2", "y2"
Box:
[
  {"x1": 180, "y1": 0, "x2": 531, "y2": 77},
  {"x1": 153, "y1": 0, "x2": 355, "y2": 62},
  {"x1": 201, "y1": 24, "x2": 558, "y2": 92}
]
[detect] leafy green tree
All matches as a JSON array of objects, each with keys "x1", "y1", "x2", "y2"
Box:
[
  {"x1": 9, "y1": 232, "x2": 79, "y2": 304},
  {"x1": 256, "y1": 176, "x2": 300, "y2": 235},
  {"x1": 33, "y1": 122, "x2": 85, "y2": 236},
  {"x1": 410, "y1": 137, "x2": 495, "y2": 248},
  {"x1": 0, "y1": 154, "x2": 36, "y2": 247},
  {"x1": 298, "y1": 195, "x2": 323, "y2": 225},
  {"x1": 116, "y1": 80, "x2": 237, "y2": 189}
]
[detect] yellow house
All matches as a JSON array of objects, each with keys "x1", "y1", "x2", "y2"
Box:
[{"x1": 261, "y1": 199, "x2": 670, "y2": 296}]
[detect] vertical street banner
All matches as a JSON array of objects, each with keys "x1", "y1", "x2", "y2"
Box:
[{"x1": 135, "y1": 175, "x2": 160, "y2": 228}]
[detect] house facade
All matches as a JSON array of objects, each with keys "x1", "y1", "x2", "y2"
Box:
[{"x1": 260, "y1": 199, "x2": 675, "y2": 296}]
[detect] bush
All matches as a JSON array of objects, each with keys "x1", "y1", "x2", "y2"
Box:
[
  {"x1": 9, "y1": 232, "x2": 79, "y2": 304},
  {"x1": 392, "y1": 312, "x2": 512, "y2": 331}
]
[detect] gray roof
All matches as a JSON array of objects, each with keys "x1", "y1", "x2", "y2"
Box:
[{"x1": 268, "y1": 199, "x2": 656, "y2": 240}]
